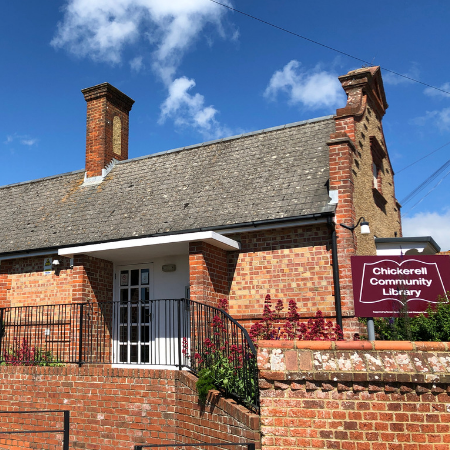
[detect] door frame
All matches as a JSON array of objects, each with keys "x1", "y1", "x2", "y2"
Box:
[{"x1": 112, "y1": 263, "x2": 154, "y2": 366}]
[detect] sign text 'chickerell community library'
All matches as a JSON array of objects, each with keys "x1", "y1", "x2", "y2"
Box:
[{"x1": 351, "y1": 256, "x2": 450, "y2": 317}]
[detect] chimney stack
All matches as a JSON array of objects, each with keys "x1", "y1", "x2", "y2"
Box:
[
  {"x1": 81, "y1": 83, "x2": 135, "y2": 179},
  {"x1": 336, "y1": 66, "x2": 388, "y2": 120}
]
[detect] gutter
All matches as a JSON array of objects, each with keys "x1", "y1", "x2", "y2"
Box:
[
  {"x1": 0, "y1": 249, "x2": 57, "y2": 262},
  {"x1": 0, "y1": 211, "x2": 334, "y2": 260}
]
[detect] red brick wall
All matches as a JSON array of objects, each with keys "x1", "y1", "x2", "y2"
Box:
[
  {"x1": 0, "y1": 254, "x2": 113, "y2": 308},
  {"x1": 176, "y1": 371, "x2": 260, "y2": 446},
  {"x1": 189, "y1": 241, "x2": 229, "y2": 307},
  {"x1": 258, "y1": 341, "x2": 450, "y2": 450},
  {"x1": 187, "y1": 227, "x2": 360, "y2": 338},
  {"x1": 227, "y1": 225, "x2": 335, "y2": 323},
  {"x1": 72, "y1": 254, "x2": 113, "y2": 303},
  {"x1": 0, "y1": 255, "x2": 73, "y2": 307},
  {"x1": 0, "y1": 366, "x2": 259, "y2": 450}
]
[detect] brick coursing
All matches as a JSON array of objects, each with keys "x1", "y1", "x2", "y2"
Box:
[
  {"x1": 0, "y1": 254, "x2": 112, "y2": 308},
  {"x1": 0, "y1": 366, "x2": 260, "y2": 450},
  {"x1": 258, "y1": 342, "x2": 450, "y2": 450},
  {"x1": 227, "y1": 225, "x2": 334, "y2": 319},
  {"x1": 189, "y1": 241, "x2": 229, "y2": 306},
  {"x1": 82, "y1": 83, "x2": 134, "y2": 178},
  {"x1": 0, "y1": 255, "x2": 73, "y2": 308},
  {"x1": 176, "y1": 371, "x2": 260, "y2": 446},
  {"x1": 328, "y1": 66, "x2": 402, "y2": 323},
  {"x1": 188, "y1": 226, "x2": 362, "y2": 339}
]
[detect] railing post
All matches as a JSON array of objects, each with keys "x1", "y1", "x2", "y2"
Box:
[
  {"x1": 78, "y1": 304, "x2": 84, "y2": 367},
  {"x1": 0, "y1": 308, "x2": 4, "y2": 361},
  {"x1": 63, "y1": 410, "x2": 70, "y2": 450},
  {"x1": 247, "y1": 444, "x2": 256, "y2": 450},
  {"x1": 177, "y1": 298, "x2": 182, "y2": 370}
]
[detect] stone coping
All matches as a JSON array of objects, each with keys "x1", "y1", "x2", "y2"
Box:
[{"x1": 257, "y1": 340, "x2": 450, "y2": 351}]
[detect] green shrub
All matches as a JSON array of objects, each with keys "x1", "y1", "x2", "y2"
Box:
[
  {"x1": 193, "y1": 314, "x2": 257, "y2": 409},
  {"x1": 362, "y1": 295, "x2": 450, "y2": 341},
  {"x1": 196, "y1": 368, "x2": 217, "y2": 404}
]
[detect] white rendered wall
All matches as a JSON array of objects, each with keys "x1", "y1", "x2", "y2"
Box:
[{"x1": 151, "y1": 254, "x2": 189, "y2": 299}]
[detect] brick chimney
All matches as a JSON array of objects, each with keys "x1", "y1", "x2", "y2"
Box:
[
  {"x1": 81, "y1": 83, "x2": 135, "y2": 179},
  {"x1": 336, "y1": 66, "x2": 388, "y2": 121}
]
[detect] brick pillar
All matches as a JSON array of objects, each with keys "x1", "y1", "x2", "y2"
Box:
[
  {"x1": 328, "y1": 133, "x2": 357, "y2": 317},
  {"x1": 189, "y1": 241, "x2": 229, "y2": 307},
  {"x1": 328, "y1": 66, "x2": 389, "y2": 319},
  {"x1": 0, "y1": 261, "x2": 12, "y2": 308},
  {"x1": 71, "y1": 256, "x2": 88, "y2": 303},
  {"x1": 81, "y1": 83, "x2": 135, "y2": 178},
  {"x1": 71, "y1": 255, "x2": 113, "y2": 303}
]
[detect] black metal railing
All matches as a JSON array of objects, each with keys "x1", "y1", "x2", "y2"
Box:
[
  {"x1": 0, "y1": 409, "x2": 70, "y2": 450},
  {"x1": 0, "y1": 299, "x2": 258, "y2": 411},
  {"x1": 187, "y1": 301, "x2": 259, "y2": 411},
  {"x1": 135, "y1": 443, "x2": 256, "y2": 450}
]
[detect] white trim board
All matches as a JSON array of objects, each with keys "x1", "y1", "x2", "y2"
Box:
[{"x1": 58, "y1": 230, "x2": 240, "y2": 259}]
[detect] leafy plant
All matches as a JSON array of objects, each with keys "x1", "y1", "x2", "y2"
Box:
[
  {"x1": 196, "y1": 368, "x2": 216, "y2": 403},
  {"x1": 2, "y1": 338, "x2": 62, "y2": 366},
  {"x1": 249, "y1": 294, "x2": 343, "y2": 342},
  {"x1": 193, "y1": 311, "x2": 257, "y2": 409},
  {"x1": 366, "y1": 295, "x2": 450, "y2": 341}
]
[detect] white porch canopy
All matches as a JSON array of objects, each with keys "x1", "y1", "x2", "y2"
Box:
[{"x1": 58, "y1": 231, "x2": 240, "y2": 265}]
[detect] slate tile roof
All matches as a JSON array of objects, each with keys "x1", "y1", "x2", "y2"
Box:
[{"x1": 0, "y1": 116, "x2": 335, "y2": 255}]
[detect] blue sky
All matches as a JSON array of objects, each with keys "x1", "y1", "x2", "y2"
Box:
[{"x1": 2, "y1": 1, "x2": 450, "y2": 249}]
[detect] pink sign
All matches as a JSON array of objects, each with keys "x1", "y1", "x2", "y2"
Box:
[{"x1": 351, "y1": 256, "x2": 450, "y2": 317}]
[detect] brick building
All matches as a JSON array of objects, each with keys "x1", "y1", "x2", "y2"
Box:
[{"x1": 0, "y1": 65, "x2": 401, "y2": 355}]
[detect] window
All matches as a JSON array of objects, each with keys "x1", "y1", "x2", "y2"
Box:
[
  {"x1": 372, "y1": 162, "x2": 380, "y2": 190},
  {"x1": 370, "y1": 136, "x2": 386, "y2": 193},
  {"x1": 370, "y1": 136, "x2": 388, "y2": 211}
]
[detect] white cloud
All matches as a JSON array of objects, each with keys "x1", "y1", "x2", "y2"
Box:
[
  {"x1": 130, "y1": 55, "x2": 144, "y2": 72},
  {"x1": 432, "y1": 108, "x2": 450, "y2": 130},
  {"x1": 413, "y1": 108, "x2": 450, "y2": 131},
  {"x1": 264, "y1": 60, "x2": 345, "y2": 110},
  {"x1": 21, "y1": 138, "x2": 38, "y2": 146},
  {"x1": 51, "y1": 0, "x2": 234, "y2": 136},
  {"x1": 383, "y1": 64, "x2": 420, "y2": 86},
  {"x1": 402, "y1": 210, "x2": 450, "y2": 251},
  {"x1": 51, "y1": 0, "x2": 230, "y2": 74},
  {"x1": 4, "y1": 134, "x2": 38, "y2": 147},
  {"x1": 424, "y1": 82, "x2": 450, "y2": 99},
  {"x1": 159, "y1": 77, "x2": 229, "y2": 139}
]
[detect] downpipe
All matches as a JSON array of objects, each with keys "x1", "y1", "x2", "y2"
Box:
[{"x1": 327, "y1": 217, "x2": 343, "y2": 331}]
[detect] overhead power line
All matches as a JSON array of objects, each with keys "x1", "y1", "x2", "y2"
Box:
[
  {"x1": 396, "y1": 141, "x2": 450, "y2": 174},
  {"x1": 208, "y1": 0, "x2": 450, "y2": 96},
  {"x1": 404, "y1": 167, "x2": 450, "y2": 215},
  {"x1": 400, "y1": 158, "x2": 450, "y2": 206}
]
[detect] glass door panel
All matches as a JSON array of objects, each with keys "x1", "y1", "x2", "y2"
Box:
[{"x1": 116, "y1": 265, "x2": 152, "y2": 364}]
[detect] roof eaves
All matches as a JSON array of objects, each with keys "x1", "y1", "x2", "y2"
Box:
[{"x1": 0, "y1": 211, "x2": 336, "y2": 259}]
